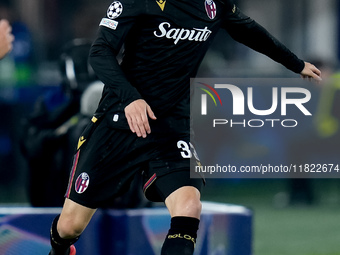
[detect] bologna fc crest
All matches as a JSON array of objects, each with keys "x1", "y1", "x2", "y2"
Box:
[
  {"x1": 205, "y1": 0, "x2": 216, "y2": 19},
  {"x1": 75, "y1": 172, "x2": 90, "y2": 194}
]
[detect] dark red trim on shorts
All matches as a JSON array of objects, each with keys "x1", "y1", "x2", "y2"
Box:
[
  {"x1": 66, "y1": 150, "x2": 80, "y2": 198},
  {"x1": 143, "y1": 173, "x2": 157, "y2": 194}
]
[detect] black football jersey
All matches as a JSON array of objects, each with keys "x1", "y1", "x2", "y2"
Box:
[{"x1": 89, "y1": 0, "x2": 304, "y2": 118}]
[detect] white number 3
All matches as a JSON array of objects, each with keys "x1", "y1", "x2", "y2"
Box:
[{"x1": 177, "y1": 140, "x2": 192, "y2": 158}]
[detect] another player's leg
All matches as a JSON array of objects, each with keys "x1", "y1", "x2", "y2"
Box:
[
  {"x1": 161, "y1": 186, "x2": 202, "y2": 255},
  {"x1": 49, "y1": 198, "x2": 96, "y2": 255}
]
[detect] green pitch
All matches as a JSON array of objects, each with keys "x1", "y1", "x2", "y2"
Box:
[{"x1": 202, "y1": 179, "x2": 340, "y2": 255}]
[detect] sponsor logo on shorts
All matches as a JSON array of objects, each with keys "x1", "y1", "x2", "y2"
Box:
[
  {"x1": 75, "y1": 172, "x2": 90, "y2": 194},
  {"x1": 77, "y1": 136, "x2": 86, "y2": 150},
  {"x1": 107, "y1": 1, "x2": 123, "y2": 19},
  {"x1": 100, "y1": 18, "x2": 119, "y2": 30},
  {"x1": 205, "y1": 0, "x2": 216, "y2": 19},
  {"x1": 91, "y1": 116, "x2": 98, "y2": 123}
]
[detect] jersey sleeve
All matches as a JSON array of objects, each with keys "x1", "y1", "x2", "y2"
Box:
[
  {"x1": 89, "y1": 1, "x2": 142, "y2": 106},
  {"x1": 221, "y1": 1, "x2": 305, "y2": 74}
]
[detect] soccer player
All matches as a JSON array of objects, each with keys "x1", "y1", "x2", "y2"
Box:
[
  {"x1": 48, "y1": 0, "x2": 321, "y2": 254},
  {"x1": 0, "y1": 19, "x2": 14, "y2": 59}
]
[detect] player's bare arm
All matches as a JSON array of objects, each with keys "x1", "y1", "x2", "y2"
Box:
[
  {"x1": 125, "y1": 99, "x2": 157, "y2": 138},
  {"x1": 0, "y1": 19, "x2": 14, "y2": 59},
  {"x1": 300, "y1": 61, "x2": 322, "y2": 82}
]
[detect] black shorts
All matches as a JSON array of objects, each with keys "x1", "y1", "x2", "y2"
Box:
[{"x1": 65, "y1": 103, "x2": 204, "y2": 209}]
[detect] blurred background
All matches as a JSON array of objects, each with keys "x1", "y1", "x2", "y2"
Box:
[{"x1": 1, "y1": 0, "x2": 340, "y2": 254}]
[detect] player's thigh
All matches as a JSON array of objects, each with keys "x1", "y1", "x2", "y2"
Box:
[{"x1": 57, "y1": 198, "x2": 96, "y2": 237}]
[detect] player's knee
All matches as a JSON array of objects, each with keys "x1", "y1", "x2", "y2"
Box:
[
  {"x1": 175, "y1": 197, "x2": 202, "y2": 218},
  {"x1": 166, "y1": 186, "x2": 202, "y2": 218},
  {"x1": 185, "y1": 198, "x2": 202, "y2": 217},
  {"x1": 57, "y1": 218, "x2": 84, "y2": 238}
]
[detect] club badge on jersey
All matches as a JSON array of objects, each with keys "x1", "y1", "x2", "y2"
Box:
[{"x1": 205, "y1": 0, "x2": 217, "y2": 19}]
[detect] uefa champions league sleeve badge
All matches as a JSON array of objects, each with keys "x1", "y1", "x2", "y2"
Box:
[{"x1": 107, "y1": 1, "x2": 123, "y2": 19}]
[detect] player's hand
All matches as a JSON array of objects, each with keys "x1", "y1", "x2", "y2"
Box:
[
  {"x1": 125, "y1": 99, "x2": 157, "y2": 138},
  {"x1": 300, "y1": 62, "x2": 322, "y2": 82},
  {"x1": 0, "y1": 19, "x2": 14, "y2": 59}
]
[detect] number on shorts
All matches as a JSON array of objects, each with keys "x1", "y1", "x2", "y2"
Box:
[{"x1": 177, "y1": 140, "x2": 192, "y2": 158}]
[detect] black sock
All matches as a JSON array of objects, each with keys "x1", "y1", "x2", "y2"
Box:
[
  {"x1": 161, "y1": 216, "x2": 200, "y2": 255},
  {"x1": 49, "y1": 215, "x2": 79, "y2": 255}
]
